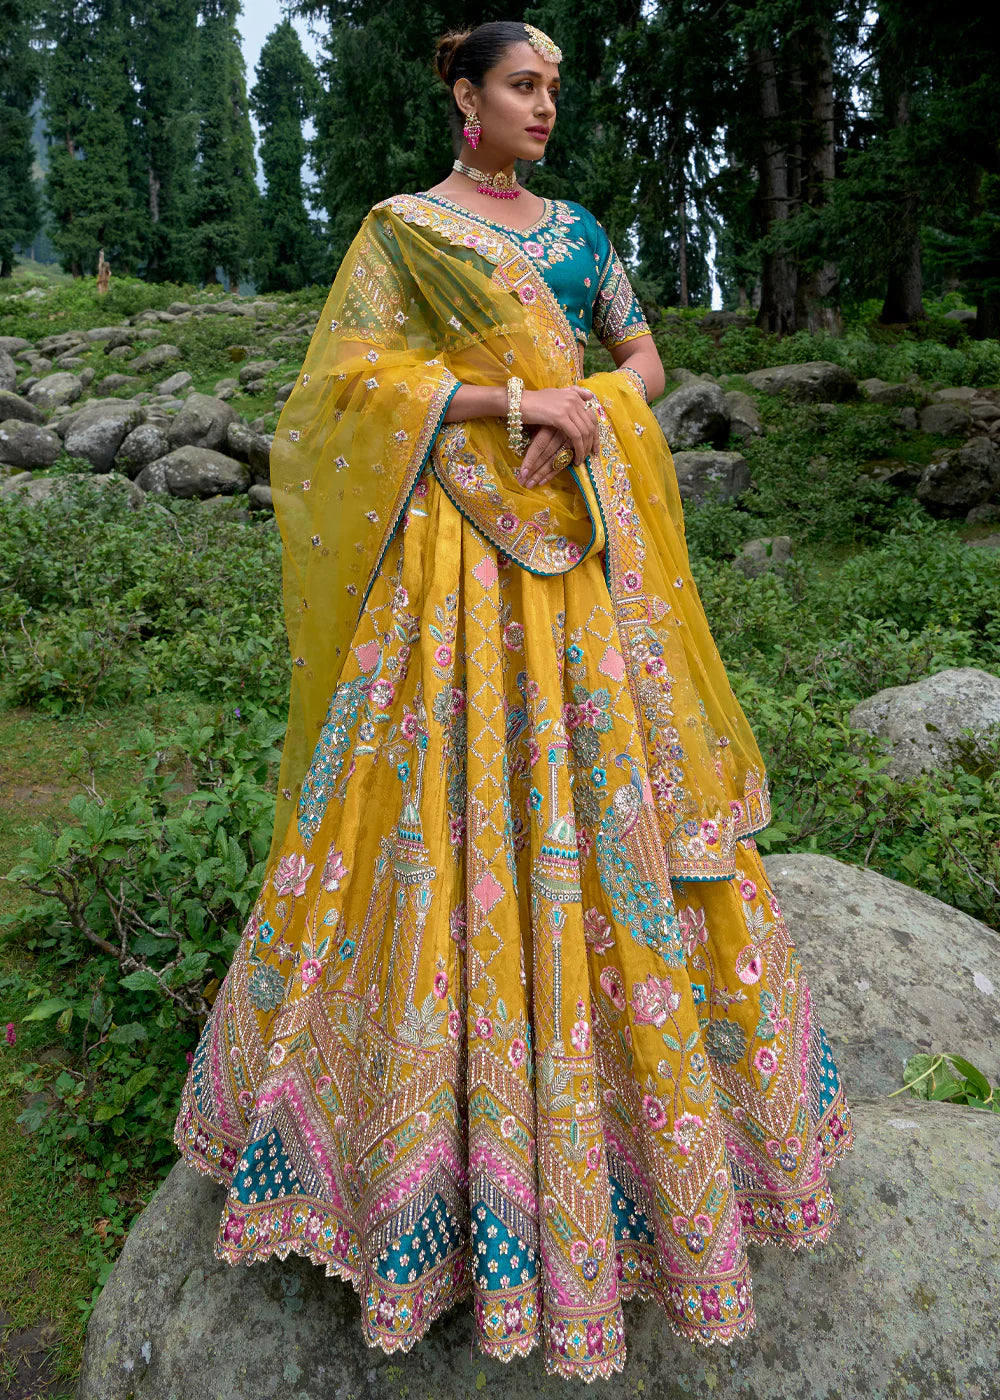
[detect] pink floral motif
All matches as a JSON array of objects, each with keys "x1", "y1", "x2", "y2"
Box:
[
  {"x1": 508, "y1": 1037, "x2": 527, "y2": 1069},
  {"x1": 527, "y1": 737, "x2": 541, "y2": 767},
  {"x1": 300, "y1": 958, "x2": 323, "y2": 987},
  {"x1": 599, "y1": 966, "x2": 626, "y2": 1010},
  {"x1": 400, "y1": 711, "x2": 420, "y2": 741},
  {"x1": 523, "y1": 240, "x2": 545, "y2": 258},
  {"x1": 570, "y1": 1019, "x2": 591, "y2": 1052},
  {"x1": 273, "y1": 853, "x2": 314, "y2": 897},
  {"x1": 449, "y1": 814, "x2": 466, "y2": 846},
  {"x1": 563, "y1": 702, "x2": 581, "y2": 730},
  {"x1": 738, "y1": 949, "x2": 764, "y2": 984},
  {"x1": 450, "y1": 688, "x2": 466, "y2": 715},
  {"x1": 754, "y1": 1045, "x2": 779, "y2": 1075},
  {"x1": 632, "y1": 973, "x2": 681, "y2": 1026},
  {"x1": 622, "y1": 569, "x2": 642, "y2": 592},
  {"x1": 498, "y1": 513, "x2": 518, "y2": 533},
  {"x1": 383, "y1": 1137, "x2": 396, "y2": 1162},
  {"x1": 321, "y1": 847, "x2": 348, "y2": 892},
  {"x1": 642, "y1": 1094, "x2": 667, "y2": 1130},
  {"x1": 585, "y1": 1143, "x2": 602, "y2": 1171},
  {"x1": 367, "y1": 678, "x2": 395, "y2": 709},
  {"x1": 673, "y1": 1111, "x2": 703, "y2": 1152},
  {"x1": 474, "y1": 1015, "x2": 493, "y2": 1039},
  {"x1": 569, "y1": 1239, "x2": 588, "y2": 1265},
  {"x1": 433, "y1": 971, "x2": 448, "y2": 1000},
  {"x1": 433, "y1": 644, "x2": 452, "y2": 668},
  {"x1": 500, "y1": 1114, "x2": 517, "y2": 1139},
  {"x1": 447, "y1": 1009, "x2": 462, "y2": 1039},
  {"x1": 740, "y1": 879, "x2": 758, "y2": 901},
  {"x1": 517, "y1": 284, "x2": 537, "y2": 304},
  {"x1": 503, "y1": 622, "x2": 524, "y2": 650},
  {"x1": 645, "y1": 656, "x2": 668, "y2": 677},
  {"x1": 577, "y1": 825, "x2": 593, "y2": 859},
  {"x1": 694, "y1": 1213, "x2": 714, "y2": 1235},
  {"x1": 583, "y1": 907, "x2": 613, "y2": 953}
]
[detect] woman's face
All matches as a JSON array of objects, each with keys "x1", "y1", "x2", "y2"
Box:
[{"x1": 456, "y1": 40, "x2": 560, "y2": 164}]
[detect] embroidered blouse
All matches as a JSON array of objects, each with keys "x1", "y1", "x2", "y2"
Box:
[{"x1": 416, "y1": 192, "x2": 651, "y2": 351}]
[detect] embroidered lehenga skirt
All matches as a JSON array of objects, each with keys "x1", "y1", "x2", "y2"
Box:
[{"x1": 174, "y1": 461, "x2": 855, "y2": 1380}]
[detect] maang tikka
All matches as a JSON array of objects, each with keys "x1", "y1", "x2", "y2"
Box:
[{"x1": 463, "y1": 109, "x2": 481, "y2": 150}]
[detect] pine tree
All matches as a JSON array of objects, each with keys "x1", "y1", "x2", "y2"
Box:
[
  {"x1": 249, "y1": 18, "x2": 323, "y2": 291},
  {"x1": 187, "y1": 0, "x2": 260, "y2": 289},
  {"x1": 41, "y1": 0, "x2": 144, "y2": 276},
  {"x1": 0, "y1": 0, "x2": 44, "y2": 277}
]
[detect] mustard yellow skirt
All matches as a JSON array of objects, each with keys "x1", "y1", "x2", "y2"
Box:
[{"x1": 175, "y1": 468, "x2": 854, "y2": 1381}]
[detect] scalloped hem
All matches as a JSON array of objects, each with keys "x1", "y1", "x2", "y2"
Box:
[{"x1": 173, "y1": 1107, "x2": 856, "y2": 1382}]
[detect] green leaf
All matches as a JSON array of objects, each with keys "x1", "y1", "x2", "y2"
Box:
[
  {"x1": 108, "y1": 1021, "x2": 149, "y2": 1046},
  {"x1": 23, "y1": 996, "x2": 73, "y2": 1022},
  {"x1": 120, "y1": 968, "x2": 162, "y2": 993}
]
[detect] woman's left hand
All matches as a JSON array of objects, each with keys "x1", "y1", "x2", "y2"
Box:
[{"x1": 517, "y1": 425, "x2": 577, "y2": 488}]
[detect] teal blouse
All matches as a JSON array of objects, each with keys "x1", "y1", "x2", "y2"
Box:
[{"x1": 416, "y1": 193, "x2": 650, "y2": 351}]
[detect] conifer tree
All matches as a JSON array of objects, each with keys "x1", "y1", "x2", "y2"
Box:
[
  {"x1": 249, "y1": 18, "x2": 323, "y2": 291},
  {"x1": 0, "y1": 0, "x2": 44, "y2": 277},
  {"x1": 187, "y1": 0, "x2": 260, "y2": 289}
]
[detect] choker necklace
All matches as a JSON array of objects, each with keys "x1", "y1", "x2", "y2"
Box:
[{"x1": 452, "y1": 158, "x2": 521, "y2": 200}]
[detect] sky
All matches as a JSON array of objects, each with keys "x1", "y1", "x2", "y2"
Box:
[{"x1": 237, "y1": 3, "x2": 323, "y2": 191}]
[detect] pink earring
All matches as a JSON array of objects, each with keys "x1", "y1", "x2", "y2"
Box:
[{"x1": 463, "y1": 110, "x2": 481, "y2": 150}]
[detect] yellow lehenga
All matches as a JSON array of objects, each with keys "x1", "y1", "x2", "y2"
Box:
[{"x1": 174, "y1": 192, "x2": 854, "y2": 1381}]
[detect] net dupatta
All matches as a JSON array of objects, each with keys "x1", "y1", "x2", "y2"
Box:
[{"x1": 268, "y1": 196, "x2": 772, "y2": 879}]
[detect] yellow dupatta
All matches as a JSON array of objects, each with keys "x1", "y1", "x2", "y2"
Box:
[{"x1": 268, "y1": 194, "x2": 771, "y2": 879}]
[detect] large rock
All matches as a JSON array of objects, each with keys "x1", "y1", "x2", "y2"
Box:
[
  {"x1": 60, "y1": 400, "x2": 145, "y2": 471},
  {"x1": 157, "y1": 445, "x2": 250, "y2": 498},
  {"x1": 762, "y1": 853, "x2": 999, "y2": 1097},
  {"x1": 75, "y1": 1097, "x2": 1000, "y2": 1400},
  {"x1": 115, "y1": 423, "x2": 172, "y2": 478},
  {"x1": 916, "y1": 438, "x2": 1000, "y2": 516},
  {"x1": 653, "y1": 381, "x2": 730, "y2": 449},
  {"x1": 2, "y1": 471, "x2": 143, "y2": 509},
  {"x1": 25, "y1": 371, "x2": 83, "y2": 410},
  {"x1": 226, "y1": 421, "x2": 271, "y2": 482},
  {"x1": 0, "y1": 419, "x2": 63, "y2": 468},
  {"x1": 0, "y1": 336, "x2": 33, "y2": 355},
  {"x1": 723, "y1": 390, "x2": 763, "y2": 440},
  {"x1": 858, "y1": 377, "x2": 915, "y2": 406},
  {"x1": 95, "y1": 373, "x2": 143, "y2": 398},
  {"x1": 744, "y1": 361, "x2": 858, "y2": 403},
  {"x1": 671, "y1": 449, "x2": 750, "y2": 503},
  {"x1": 0, "y1": 348, "x2": 17, "y2": 392},
  {"x1": 0, "y1": 388, "x2": 45, "y2": 425},
  {"x1": 127, "y1": 343, "x2": 183, "y2": 373},
  {"x1": 167, "y1": 392, "x2": 239, "y2": 452},
  {"x1": 732, "y1": 535, "x2": 793, "y2": 578},
  {"x1": 237, "y1": 358, "x2": 280, "y2": 385},
  {"x1": 918, "y1": 402, "x2": 972, "y2": 436},
  {"x1": 848, "y1": 666, "x2": 1000, "y2": 780}
]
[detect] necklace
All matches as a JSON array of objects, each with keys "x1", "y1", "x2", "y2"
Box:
[{"x1": 452, "y1": 158, "x2": 521, "y2": 200}]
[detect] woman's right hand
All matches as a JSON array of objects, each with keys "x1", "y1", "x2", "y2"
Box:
[{"x1": 519, "y1": 387, "x2": 600, "y2": 472}]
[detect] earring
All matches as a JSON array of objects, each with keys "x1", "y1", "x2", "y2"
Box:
[{"x1": 463, "y1": 110, "x2": 481, "y2": 150}]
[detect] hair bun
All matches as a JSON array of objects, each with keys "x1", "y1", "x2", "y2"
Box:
[{"x1": 434, "y1": 28, "x2": 472, "y2": 85}]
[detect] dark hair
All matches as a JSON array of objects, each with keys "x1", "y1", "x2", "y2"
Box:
[{"x1": 434, "y1": 21, "x2": 542, "y2": 137}]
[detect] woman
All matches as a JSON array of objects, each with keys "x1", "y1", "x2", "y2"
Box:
[{"x1": 174, "y1": 20, "x2": 854, "y2": 1381}]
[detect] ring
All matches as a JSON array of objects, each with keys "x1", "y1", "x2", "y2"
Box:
[{"x1": 553, "y1": 446, "x2": 574, "y2": 471}]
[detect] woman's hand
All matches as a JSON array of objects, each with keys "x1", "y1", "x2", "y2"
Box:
[
  {"x1": 518, "y1": 386, "x2": 600, "y2": 479},
  {"x1": 516, "y1": 425, "x2": 577, "y2": 488}
]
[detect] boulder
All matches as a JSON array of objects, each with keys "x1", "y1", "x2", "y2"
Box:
[
  {"x1": 0, "y1": 419, "x2": 63, "y2": 468},
  {"x1": 238, "y1": 359, "x2": 280, "y2": 385},
  {"x1": 932, "y1": 386, "x2": 978, "y2": 403},
  {"x1": 95, "y1": 374, "x2": 143, "y2": 398},
  {"x1": 653, "y1": 382, "x2": 730, "y2": 449},
  {"x1": 858, "y1": 378, "x2": 915, "y2": 406},
  {"x1": 101, "y1": 330, "x2": 137, "y2": 353},
  {"x1": 671, "y1": 449, "x2": 750, "y2": 504},
  {"x1": 61, "y1": 400, "x2": 145, "y2": 471},
  {"x1": 743, "y1": 361, "x2": 858, "y2": 403},
  {"x1": 699, "y1": 311, "x2": 751, "y2": 331},
  {"x1": 36, "y1": 331, "x2": 86, "y2": 356},
  {"x1": 918, "y1": 402, "x2": 972, "y2": 436},
  {"x1": 0, "y1": 336, "x2": 33, "y2": 355},
  {"x1": 158, "y1": 445, "x2": 250, "y2": 498},
  {"x1": 156, "y1": 370, "x2": 193, "y2": 395},
  {"x1": 134, "y1": 460, "x2": 170, "y2": 494},
  {"x1": 127, "y1": 343, "x2": 183, "y2": 373},
  {"x1": 0, "y1": 348, "x2": 17, "y2": 392},
  {"x1": 0, "y1": 389, "x2": 45, "y2": 425},
  {"x1": 247, "y1": 483, "x2": 273, "y2": 511},
  {"x1": 848, "y1": 666, "x2": 1000, "y2": 780},
  {"x1": 724, "y1": 390, "x2": 763, "y2": 440},
  {"x1": 84, "y1": 325, "x2": 132, "y2": 343},
  {"x1": 115, "y1": 424, "x2": 172, "y2": 478},
  {"x1": 762, "y1": 853, "x2": 999, "y2": 1097},
  {"x1": 916, "y1": 438, "x2": 1000, "y2": 515},
  {"x1": 25, "y1": 372, "x2": 83, "y2": 411},
  {"x1": 167, "y1": 392, "x2": 239, "y2": 452},
  {"x1": 75, "y1": 1096, "x2": 1000, "y2": 1400},
  {"x1": 942, "y1": 308, "x2": 977, "y2": 323},
  {"x1": 1, "y1": 471, "x2": 143, "y2": 509},
  {"x1": 226, "y1": 421, "x2": 271, "y2": 482},
  {"x1": 732, "y1": 535, "x2": 793, "y2": 578}
]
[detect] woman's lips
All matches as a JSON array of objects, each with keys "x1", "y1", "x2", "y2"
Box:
[{"x1": 526, "y1": 128, "x2": 550, "y2": 140}]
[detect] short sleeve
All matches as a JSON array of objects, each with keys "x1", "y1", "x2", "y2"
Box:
[{"x1": 591, "y1": 220, "x2": 651, "y2": 349}]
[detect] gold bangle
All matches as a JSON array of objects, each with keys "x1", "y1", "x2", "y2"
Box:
[{"x1": 506, "y1": 375, "x2": 530, "y2": 455}]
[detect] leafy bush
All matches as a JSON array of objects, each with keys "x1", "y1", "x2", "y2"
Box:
[{"x1": 898, "y1": 1052, "x2": 999, "y2": 1112}]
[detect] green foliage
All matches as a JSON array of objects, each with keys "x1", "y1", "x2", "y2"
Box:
[
  {"x1": 898, "y1": 1053, "x2": 999, "y2": 1113},
  {"x1": 0, "y1": 477, "x2": 288, "y2": 713}
]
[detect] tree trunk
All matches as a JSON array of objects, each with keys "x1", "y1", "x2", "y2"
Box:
[
  {"x1": 880, "y1": 89, "x2": 924, "y2": 323},
  {"x1": 795, "y1": 20, "x2": 841, "y2": 333},
  {"x1": 752, "y1": 42, "x2": 797, "y2": 335},
  {"x1": 678, "y1": 195, "x2": 689, "y2": 307},
  {"x1": 974, "y1": 290, "x2": 1000, "y2": 341},
  {"x1": 1, "y1": 256, "x2": 12, "y2": 278}
]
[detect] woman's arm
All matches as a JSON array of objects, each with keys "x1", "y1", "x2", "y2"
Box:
[
  {"x1": 441, "y1": 383, "x2": 507, "y2": 423},
  {"x1": 608, "y1": 333, "x2": 665, "y2": 403}
]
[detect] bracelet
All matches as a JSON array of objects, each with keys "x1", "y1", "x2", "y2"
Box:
[
  {"x1": 506, "y1": 375, "x2": 530, "y2": 455},
  {"x1": 616, "y1": 364, "x2": 648, "y2": 403}
]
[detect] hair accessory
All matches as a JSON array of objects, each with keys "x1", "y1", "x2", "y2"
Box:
[
  {"x1": 462, "y1": 110, "x2": 481, "y2": 150},
  {"x1": 523, "y1": 24, "x2": 562, "y2": 64},
  {"x1": 453, "y1": 157, "x2": 521, "y2": 199},
  {"x1": 506, "y1": 375, "x2": 530, "y2": 455}
]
